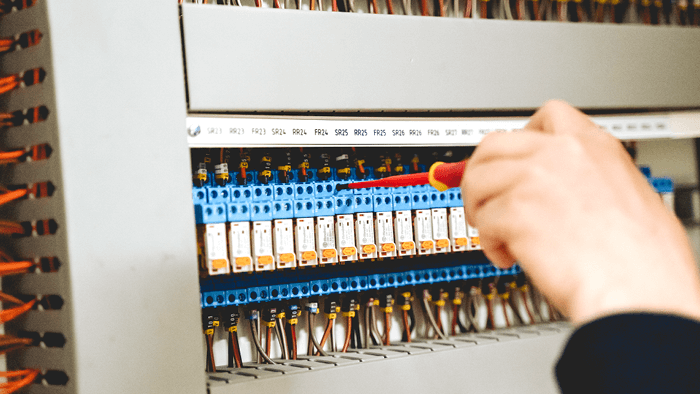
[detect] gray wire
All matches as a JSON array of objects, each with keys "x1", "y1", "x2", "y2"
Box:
[
  {"x1": 363, "y1": 307, "x2": 371, "y2": 349},
  {"x1": 250, "y1": 319, "x2": 277, "y2": 364},
  {"x1": 422, "y1": 296, "x2": 448, "y2": 340},
  {"x1": 368, "y1": 306, "x2": 382, "y2": 345},
  {"x1": 503, "y1": 0, "x2": 514, "y2": 19},
  {"x1": 330, "y1": 318, "x2": 337, "y2": 352},
  {"x1": 308, "y1": 313, "x2": 330, "y2": 356},
  {"x1": 401, "y1": 0, "x2": 410, "y2": 14},
  {"x1": 276, "y1": 319, "x2": 288, "y2": 359}
]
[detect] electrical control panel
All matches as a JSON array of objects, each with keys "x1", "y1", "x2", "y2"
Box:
[{"x1": 2, "y1": 1, "x2": 699, "y2": 394}]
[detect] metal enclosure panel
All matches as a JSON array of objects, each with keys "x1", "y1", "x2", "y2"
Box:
[
  {"x1": 2, "y1": 1, "x2": 206, "y2": 393},
  {"x1": 182, "y1": 5, "x2": 700, "y2": 112},
  {"x1": 208, "y1": 324, "x2": 572, "y2": 394}
]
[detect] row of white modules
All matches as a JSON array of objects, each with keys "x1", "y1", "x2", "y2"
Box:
[{"x1": 200, "y1": 207, "x2": 481, "y2": 275}]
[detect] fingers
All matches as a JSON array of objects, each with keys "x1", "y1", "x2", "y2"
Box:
[
  {"x1": 526, "y1": 100, "x2": 595, "y2": 135},
  {"x1": 472, "y1": 191, "x2": 521, "y2": 269},
  {"x1": 468, "y1": 130, "x2": 546, "y2": 167},
  {"x1": 462, "y1": 158, "x2": 524, "y2": 226}
]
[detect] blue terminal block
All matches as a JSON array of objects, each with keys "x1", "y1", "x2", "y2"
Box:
[
  {"x1": 650, "y1": 177, "x2": 674, "y2": 193},
  {"x1": 446, "y1": 188, "x2": 464, "y2": 208},
  {"x1": 288, "y1": 169, "x2": 318, "y2": 183},
  {"x1": 414, "y1": 269, "x2": 433, "y2": 285},
  {"x1": 411, "y1": 193, "x2": 431, "y2": 210},
  {"x1": 373, "y1": 186, "x2": 392, "y2": 195},
  {"x1": 393, "y1": 185, "x2": 411, "y2": 195},
  {"x1": 274, "y1": 184, "x2": 295, "y2": 200},
  {"x1": 411, "y1": 184, "x2": 431, "y2": 193},
  {"x1": 448, "y1": 265, "x2": 468, "y2": 281},
  {"x1": 247, "y1": 286, "x2": 270, "y2": 303},
  {"x1": 309, "y1": 280, "x2": 331, "y2": 296},
  {"x1": 272, "y1": 200, "x2": 294, "y2": 219},
  {"x1": 250, "y1": 202, "x2": 273, "y2": 221},
  {"x1": 373, "y1": 195, "x2": 394, "y2": 212},
  {"x1": 193, "y1": 187, "x2": 208, "y2": 204},
  {"x1": 207, "y1": 186, "x2": 231, "y2": 204},
  {"x1": 294, "y1": 183, "x2": 316, "y2": 200},
  {"x1": 288, "y1": 282, "x2": 311, "y2": 299},
  {"x1": 226, "y1": 289, "x2": 248, "y2": 306},
  {"x1": 334, "y1": 196, "x2": 355, "y2": 215},
  {"x1": 354, "y1": 195, "x2": 374, "y2": 213},
  {"x1": 392, "y1": 194, "x2": 412, "y2": 211},
  {"x1": 402, "y1": 271, "x2": 419, "y2": 287},
  {"x1": 348, "y1": 276, "x2": 369, "y2": 292},
  {"x1": 195, "y1": 203, "x2": 227, "y2": 224},
  {"x1": 227, "y1": 202, "x2": 251, "y2": 222},
  {"x1": 314, "y1": 181, "x2": 336, "y2": 198},
  {"x1": 202, "y1": 291, "x2": 226, "y2": 308},
  {"x1": 385, "y1": 272, "x2": 401, "y2": 288},
  {"x1": 368, "y1": 274, "x2": 388, "y2": 290},
  {"x1": 294, "y1": 200, "x2": 315, "y2": 218},
  {"x1": 252, "y1": 185, "x2": 274, "y2": 202},
  {"x1": 230, "y1": 185, "x2": 253, "y2": 202},
  {"x1": 329, "y1": 277, "x2": 349, "y2": 294},
  {"x1": 429, "y1": 192, "x2": 450, "y2": 208},
  {"x1": 315, "y1": 198, "x2": 335, "y2": 217},
  {"x1": 269, "y1": 284, "x2": 291, "y2": 301},
  {"x1": 335, "y1": 180, "x2": 353, "y2": 196}
]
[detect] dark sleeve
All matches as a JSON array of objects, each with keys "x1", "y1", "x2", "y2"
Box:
[{"x1": 556, "y1": 313, "x2": 700, "y2": 394}]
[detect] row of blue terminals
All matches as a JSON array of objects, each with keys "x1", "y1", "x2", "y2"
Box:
[
  {"x1": 640, "y1": 166, "x2": 674, "y2": 195},
  {"x1": 200, "y1": 253, "x2": 521, "y2": 308},
  {"x1": 193, "y1": 165, "x2": 465, "y2": 224}
]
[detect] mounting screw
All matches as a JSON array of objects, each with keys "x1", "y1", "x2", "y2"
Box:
[{"x1": 188, "y1": 125, "x2": 201, "y2": 137}]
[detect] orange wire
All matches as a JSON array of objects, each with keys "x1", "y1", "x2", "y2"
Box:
[
  {"x1": 0, "y1": 189, "x2": 27, "y2": 207},
  {"x1": 0, "y1": 261, "x2": 34, "y2": 276},
  {"x1": 0, "y1": 221, "x2": 25, "y2": 235},
  {"x1": 0, "y1": 291, "x2": 25, "y2": 305},
  {"x1": 370, "y1": 0, "x2": 379, "y2": 12},
  {"x1": 437, "y1": 0, "x2": 444, "y2": 15},
  {"x1": 0, "y1": 299, "x2": 36, "y2": 324},
  {"x1": 332, "y1": 0, "x2": 338, "y2": 10},
  {"x1": 386, "y1": 0, "x2": 395, "y2": 13},
  {"x1": 420, "y1": 0, "x2": 429, "y2": 14},
  {"x1": 0, "y1": 77, "x2": 20, "y2": 95},
  {"x1": 0, "y1": 369, "x2": 40, "y2": 394},
  {"x1": 0, "y1": 150, "x2": 24, "y2": 162},
  {"x1": 0, "y1": 336, "x2": 33, "y2": 355},
  {"x1": 341, "y1": 316, "x2": 352, "y2": 352},
  {"x1": 464, "y1": 0, "x2": 472, "y2": 16}
]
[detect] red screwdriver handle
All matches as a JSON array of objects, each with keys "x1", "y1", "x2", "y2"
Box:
[{"x1": 428, "y1": 161, "x2": 467, "y2": 191}]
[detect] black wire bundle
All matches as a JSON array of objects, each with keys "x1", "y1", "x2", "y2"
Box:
[{"x1": 350, "y1": 315, "x2": 363, "y2": 349}]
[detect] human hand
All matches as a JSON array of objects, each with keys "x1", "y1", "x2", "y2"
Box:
[{"x1": 462, "y1": 100, "x2": 700, "y2": 325}]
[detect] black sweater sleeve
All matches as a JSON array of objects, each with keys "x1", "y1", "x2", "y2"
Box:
[{"x1": 556, "y1": 314, "x2": 700, "y2": 394}]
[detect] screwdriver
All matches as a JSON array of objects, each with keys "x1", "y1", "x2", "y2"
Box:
[{"x1": 335, "y1": 161, "x2": 466, "y2": 192}]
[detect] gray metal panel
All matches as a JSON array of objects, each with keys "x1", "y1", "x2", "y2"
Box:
[
  {"x1": 2, "y1": 1, "x2": 205, "y2": 393},
  {"x1": 209, "y1": 324, "x2": 572, "y2": 394},
  {"x1": 183, "y1": 5, "x2": 700, "y2": 112}
]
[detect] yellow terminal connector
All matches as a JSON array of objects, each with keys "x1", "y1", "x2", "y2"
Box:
[
  {"x1": 325, "y1": 313, "x2": 337, "y2": 319},
  {"x1": 288, "y1": 318, "x2": 298, "y2": 325},
  {"x1": 228, "y1": 326, "x2": 237, "y2": 333},
  {"x1": 263, "y1": 320, "x2": 276, "y2": 328},
  {"x1": 342, "y1": 311, "x2": 356, "y2": 318}
]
